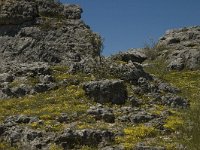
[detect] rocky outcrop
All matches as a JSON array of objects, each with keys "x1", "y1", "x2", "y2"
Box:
[
  {"x1": 0, "y1": 0, "x2": 102, "y2": 66},
  {"x1": 157, "y1": 26, "x2": 200, "y2": 70},
  {"x1": 0, "y1": 0, "x2": 38, "y2": 25}
]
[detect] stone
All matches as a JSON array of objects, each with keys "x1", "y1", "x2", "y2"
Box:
[
  {"x1": 0, "y1": 0, "x2": 102, "y2": 66},
  {"x1": 158, "y1": 82, "x2": 180, "y2": 94},
  {"x1": 109, "y1": 61, "x2": 152, "y2": 84},
  {"x1": 167, "y1": 58, "x2": 185, "y2": 71},
  {"x1": 0, "y1": 73, "x2": 14, "y2": 82},
  {"x1": 25, "y1": 129, "x2": 43, "y2": 141},
  {"x1": 87, "y1": 104, "x2": 115, "y2": 123},
  {"x1": 11, "y1": 84, "x2": 31, "y2": 97},
  {"x1": 4, "y1": 115, "x2": 39, "y2": 124},
  {"x1": 55, "y1": 129, "x2": 114, "y2": 148},
  {"x1": 0, "y1": 125, "x2": 5, "y2": 135},
  {"x1": 0, "y1": 0, "x2": 38, "y2": 25},
  {"x1": 111, "y1": 49, "x2": 147, "y2": 63},
  {"x1": 135, "y1": 143, "x2": 166, "y2": 150},
  {"x1": 83, "y1": 80, "x2": 128, "y2": 105},
  {"x1": 39, "y1": 75, "x2": 54, "y2": 83},
  {"x1": 129, "y1": 111, "x2": 155, "y2": 123},
  {"x1": 157, "y1": 26, "x2": 200, "y2": 70},
  {"x1": 33, "y1": 83, "x2": 49, "y2": 93},
  {"x1": 130, "y1": 97, "x2": 143, "y2": 107},
  {"x1": 162, "y1": 95, "x2": 189, "y2": 108},
  {"x1": 56, "y1": 113, "x2": 69, "y2": 123}
]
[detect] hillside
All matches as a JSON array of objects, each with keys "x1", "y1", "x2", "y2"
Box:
[{"x1": 0, "y1": 0, "x2": 200, "y2": 150}]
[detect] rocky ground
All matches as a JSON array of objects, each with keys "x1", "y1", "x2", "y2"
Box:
[{"x1": 0, "y1": 0, "x2": 199, "y2": 150}]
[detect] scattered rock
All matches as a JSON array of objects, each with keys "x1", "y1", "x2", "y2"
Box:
[
  {"x1": 56, "y1": 113, "x2": 69, "y2": 123},
  {"x1": 135, "y1": 143, "x2": 166, "y2": 150},
  {"x1": 55, "y1": 129, "x2": 114, "y2": 148},
  {"x1": 87, "y1": 104, "x2": 115, "y2": 123},
  {"x1": 130, "y1": 97, "x2": 143, "y2": 107},
  {"x1": 39, "y1": 75, "x2": 54, "y2": 83},
  {"x1": 162, "y1": 95, "x2": 189, "y2": 108},
  {"x1": 0, "y1": 73, "x2": 14, "y2": 82},
  {"x1": 129, "y1": 111, "x2": 155, "y2": 124},
  {"x1": 158, "y1": 82, "x2": 180, "y2": 94}
]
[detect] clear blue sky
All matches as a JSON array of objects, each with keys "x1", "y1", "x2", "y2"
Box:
[{"x1": 61, "y1": 0, "x2": 200, "y2": 56}]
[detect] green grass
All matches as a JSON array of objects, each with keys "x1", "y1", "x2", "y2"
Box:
[
  {"x1": 0, "y1": 85, "x2": 92, "y2": 131},
  {"x1": 144, "y1": 60, "x2": 200, "y2": 149}
]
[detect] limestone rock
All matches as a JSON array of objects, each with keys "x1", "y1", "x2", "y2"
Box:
[
  {"x1": 158, "y1": 26, "x2": 200, "y2": 70},
  {"x1": 83, "y1": 80, "x2": 128, "y2": 105},
  {"x1": 111, "y1": 48, "x2": 147, "y2": 63}
]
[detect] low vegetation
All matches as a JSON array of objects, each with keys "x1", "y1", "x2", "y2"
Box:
[{"x1": 144, "y1": 59, "x2": 200, "y2": 149}]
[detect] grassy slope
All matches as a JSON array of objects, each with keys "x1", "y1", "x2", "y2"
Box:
[
  {"x1": 1, "y1": 62, "x2": 199, "y2": 149},
  {"x1": 144, "y1": 59, "x2": 200, "y2": 150}
]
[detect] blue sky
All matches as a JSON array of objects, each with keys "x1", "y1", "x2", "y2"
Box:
[{"x1": 61, "y1": 0, "x2": 200, "y2": 56}]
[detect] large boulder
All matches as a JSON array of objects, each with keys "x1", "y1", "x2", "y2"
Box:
[{"x1": 83, "y1": 80, "x2": 128, "y2": 105}]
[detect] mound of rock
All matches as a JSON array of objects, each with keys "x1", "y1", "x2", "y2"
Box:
[
  {"x1": 0, "y1": 0, "x2": 102, "y2": 66},
  {"x1": 157, "y1": 26, "x2": 200, "y2": 70}
]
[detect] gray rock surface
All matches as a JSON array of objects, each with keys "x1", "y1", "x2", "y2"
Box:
[
  {"x1": 83, "y1": 80, "x2": 128, "y2": 104},
  {"x1": 157, "y1": 26, "x2": 200, "y2": 70},
  {"x1": 111, "y1": 48, "x2": 147, "y2": 63},
  {"x1": 0, "y1": 0, "x2": 38, "y2": 25},
  {"x1": 87, "y1": 104, "x2": 115, "y2": 123},
  {"x1": 0, "y1": 0, "x2": 102, "y2": 66}
]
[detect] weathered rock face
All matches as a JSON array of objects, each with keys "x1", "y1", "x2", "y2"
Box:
[
  {"x1": 157, "y1": 26, "x2": 200, "y2": 70},
  {"x1": 0, "y1": 0, "x2": 38, "y2": 25},
  {"x1": 111, "y1": 48, "x2": 147, "y2": 63},
  {"x1": 0, "y1": 0, "x2": 102, "y2": 66},
  {"x1": 83, "y1": 80, "x2": 128, "y2": 105}
]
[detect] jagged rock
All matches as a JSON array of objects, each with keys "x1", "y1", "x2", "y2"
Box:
[
  {"x1": 0, "y1": 73, "x2": 14, "y2": 83},
  {"x1": 87, "y1": 104, "x2": 115, "y2": 123},
  {"x1": 0, "y1": 125, "x2": 5, "y2": 135},
  {"x1": 101, "y1": 145, "x2": 124, "y2": 150},
  {"x1": 11, "y1": 84, "x2": 31, "y2": 97},
  {"x1": 111, "y1": 49, "x2": 147, "y2": 63},
  {"x1": 157, "y1": 82, "x2": 180, "y2": 94},
  {"x1": 0, "y1": 0, "x2": 102, "y2": 66},
  {"x1": 39, "y1": 75, "x2": 54, "y2": 83},
  {"x1": 55, "y1": 129, "x2": 114, "y2": 148},
  {"x1": 130, "y1": 97, "x2": 143, "y2": 107},
  {"x1": 135, "y1": 143, "x2": 166, "y2": 150},
  {"x1": 32, "y1": 83, "x2": 57, "y2": 93},
  {"x1": 161, "y1": 94, "x2": 189, "y2": 108},
  {"x1": 158, "y1": 26, "x2": 200, "y2": 70},
  {"x1": 167, "y1": 57, "x2": 185, "y2": 71},
  {"x1": 0, "y1": 0, "x2": 38, "y2": 25},
  {"x1": 83, "y1": 80, "x2": 128, "y2": 105},
  {"x1": 25, "y1": 129, "x2": 43, "y2": 141},
  {"x1": 4, "y1": 115, "x2": 39, "y2": 125},
  {"x1": 0, "y1": 86, "x2": 13, "y2": 99},
  {"x1": 109, "y1": 61, "x2": 152, "y2": 84},
  {"x1": 129, "y1": 111, "x2": 155, "y2": 123},
  {"x1": 56, "y1": 113, "x2": 69, "y2": 123}
]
